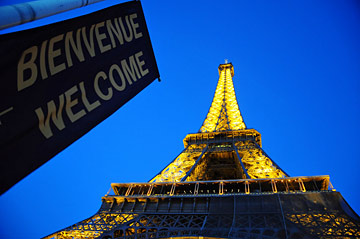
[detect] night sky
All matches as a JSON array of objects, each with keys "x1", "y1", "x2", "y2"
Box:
[{"x1": 0, "y1": 1, "x2": 359, "y2": 238}]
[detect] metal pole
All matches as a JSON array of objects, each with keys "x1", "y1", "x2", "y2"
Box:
[{"x1": 0, "y1": 0, "x2": 107, "y2": 30}]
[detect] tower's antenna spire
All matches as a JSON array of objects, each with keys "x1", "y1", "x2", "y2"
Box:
[{"x1": 199, "y1": 62, "x2": 245, "y2": 132}]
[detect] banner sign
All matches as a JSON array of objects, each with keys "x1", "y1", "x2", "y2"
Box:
[{"x1": 0, "y1": 1, "x2": 159, "y2": 194}]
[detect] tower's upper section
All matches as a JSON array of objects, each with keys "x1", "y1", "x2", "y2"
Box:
[{"x1": 199, "y1": 63, "x2": 246, "y2": 132}]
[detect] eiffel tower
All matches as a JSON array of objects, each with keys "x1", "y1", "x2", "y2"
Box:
[{"x1": 45, "y1": 62, "x2": 360, "y2": 239}]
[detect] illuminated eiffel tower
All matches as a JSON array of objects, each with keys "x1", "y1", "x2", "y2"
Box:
[{"x1": 46, "y1": 62, "x2": 360, "y2": 239}]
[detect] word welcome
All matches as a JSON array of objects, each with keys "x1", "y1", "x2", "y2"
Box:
[{"x1": 35, "y1": 51, "x2": 148, "y2": 139}]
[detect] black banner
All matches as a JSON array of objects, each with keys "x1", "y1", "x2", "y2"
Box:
[{"x1": 0, "y1": 1, "x2": 159, "y2": 194}]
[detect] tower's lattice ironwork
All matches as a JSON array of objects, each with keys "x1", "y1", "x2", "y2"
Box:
[{"x1": 45, "y1": 63, "x2": 360, "y2": 239}]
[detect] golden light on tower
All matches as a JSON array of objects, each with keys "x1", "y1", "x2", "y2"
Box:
[
  {"x1": 150, "y1": 63, "x2": 286, "y2": 183},
  {"x1": 45, "y1": 62, "x2": 360, "y2": 239}
]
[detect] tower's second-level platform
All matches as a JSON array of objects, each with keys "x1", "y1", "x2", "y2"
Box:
[{"x1": 183, "y1": 129, "x2": 262, "y2": 148}]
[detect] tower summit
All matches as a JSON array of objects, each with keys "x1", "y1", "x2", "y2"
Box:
[
  {"x1": 46, "y1": 63, "x2": 360, "y2": 239},
  {"x1": 150, "y1": 62, "x2": 286, "y2": 183},
  {"x1": 200, "y1": 63, "x2": 246, "y2": 132}
]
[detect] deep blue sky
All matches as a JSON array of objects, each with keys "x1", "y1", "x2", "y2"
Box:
[{"x1": 0, "y1": 1, "x2": 359, "y2": 238}]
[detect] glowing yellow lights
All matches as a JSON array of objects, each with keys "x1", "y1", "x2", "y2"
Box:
[
  {"x1": 200, "y1": 64, "x2": 245, "y2": 133},
  {"x1": 44, "y1": 213, "x2": 137, "y2": 239},
  {"x1": 149, "y1": 144, "x2": 207, "y2": 183},
  {"x1": 150, "y1": 63, "x2": 286, "y2": 183},
  {"x1": 286, "y1": 214, "x2": 360, "y2": 237},
  {"x1": 236, "y1": 145, "x2": 286, "y2": 179},
  {"x1": 47, "y1": 63, "x2": 359, "y2": 239}
]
